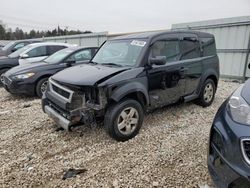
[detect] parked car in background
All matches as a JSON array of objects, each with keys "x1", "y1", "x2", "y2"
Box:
[
  {"x1": 42, "y1": 30, "x2": 219, "y2": 141},
  {"x1": 208, "y1": 79, "x2": 250, "y2": 188},
  {"x1": 18, "y1": 42, "x2": 76, "y2": 65},
  {"x1": 1, "y1": 46, "x2": 98, "y2": 97},
  {"x1": 0, "y1": 39, "x2": 41, "y2": 57},
  {"x1": 0, "y1": 42, "x2": 74, "y2": 84}
]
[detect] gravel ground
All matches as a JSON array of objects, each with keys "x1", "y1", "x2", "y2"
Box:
[{"x1": 0, "y1": 81, "x2": 240, "y2": 188}]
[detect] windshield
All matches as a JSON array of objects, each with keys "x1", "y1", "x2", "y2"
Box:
[
  {"x1": 2, "y1": 41, "x2": 15, "y2": 51},
  {"x1": 44, "y1": 49, "x2": 74, "y2": 64},
  {"x1": 92, "y1": 40, "x2": 146, "y2": 67},
  {"x1": 8, "y1": 45, "x2": 31, "y2": 58}
]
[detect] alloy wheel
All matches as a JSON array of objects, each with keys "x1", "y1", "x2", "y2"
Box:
[
  {"x1": 117, "y1": 107, "x2": 139, "y2": 135},
  {"x1": 40, "y1": 80, "x2": 48, "y2": 94},
  {"x1": 203, "y1": 83, "x2": 214, "y2": 103}
]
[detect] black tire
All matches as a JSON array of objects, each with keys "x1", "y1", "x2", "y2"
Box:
[
  {"x1": 0, "y1": 68, "x2": 9, "y2": 86},
  {"x1": 104, "y1": 99, "x2": 144, "y2": 141},
  {"x1": 196, "y1": 79, "x2": 216, "y2": 107},
  {"x1": 36, "y1": 78, "x2": 49, "y2": 98}
]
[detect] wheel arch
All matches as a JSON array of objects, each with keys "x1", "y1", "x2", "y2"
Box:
[
  {"x1": 110, "y1": 82, "x2": 149, "y2": 108},
  {"x1": 206, "y1": 74, "x2": 218, "y2": 89},
  {"x1": 34, "y1": 74, "x2": 52, "y2": 95}
]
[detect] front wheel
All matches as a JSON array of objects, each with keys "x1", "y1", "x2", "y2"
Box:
[
  {"x1": 104, "y1": 99, "x2": 144, "y2": 141},
  {"x1": 36, "y1": 78, "x2": 49, "y2": 98},
  {"x1": 196, "y1": 79, "x2": 216, "y2": 107}
]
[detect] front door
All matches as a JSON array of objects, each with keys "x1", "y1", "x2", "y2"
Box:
[{"x1": 147, "y1": 38, "x2": 186, "y2": 109}]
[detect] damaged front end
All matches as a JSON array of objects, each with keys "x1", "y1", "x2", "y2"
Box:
[{"x1": 42, "y1": 78, "x2": 107, "y2": 130}]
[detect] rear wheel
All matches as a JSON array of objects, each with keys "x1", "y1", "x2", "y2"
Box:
[
  {"x1": 104, "y1": 99, "x2": 144, "y2": 141},
  {"x1": 196, "y1": 79, "x2": 216, "y2": 107},
  {"x1": 0, "y1": 68, "x2": 9, "y2": 86},
  {"x1": 36, "y1": 78, "x2": 49, "y2": 98}
]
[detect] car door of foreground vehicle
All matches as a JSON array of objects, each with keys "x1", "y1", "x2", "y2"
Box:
[{"x1": 147, "y1": 35, "x2": 186, "y2": 108}]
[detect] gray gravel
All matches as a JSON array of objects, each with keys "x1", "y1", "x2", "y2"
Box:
[{"x1": 0, "y1": 81, "x2": 240, "y2": 188}]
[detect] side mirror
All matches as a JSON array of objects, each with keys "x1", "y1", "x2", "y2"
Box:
[
  {"x1": 20, "y1": 53, "x2": 29, "y2": 59},
  {"x1": 149, "y1": 56, "x2": 166, "y2": 65},
  {"x1": 66, "y1": 60, "x2": 75, "y2": 67},
  {"x1": 11, "y1": 48, "x2": 17, "y2": 52}
]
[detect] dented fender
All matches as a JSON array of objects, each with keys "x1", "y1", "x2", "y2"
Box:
[{"x1": 110, "y1": 81, "x2": 149, "y2": 105}]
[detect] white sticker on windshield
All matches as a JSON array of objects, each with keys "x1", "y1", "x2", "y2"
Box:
[{"x1": 131, "y1": 40, "x2": 146, "y2": 47}]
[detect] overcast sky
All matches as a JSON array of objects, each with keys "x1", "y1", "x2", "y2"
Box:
[{"x1": 0, "y1": 0, "x2": 250, "y2": 33}]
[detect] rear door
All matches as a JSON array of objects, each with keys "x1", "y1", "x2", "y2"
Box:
[
  {"x1": 21, "y1": 46, "x2": 48, "y2": 64},
  {"x1": 179, "y1": 33, "x2": 203, "y2": 96},
  {"x1": 147, "y1": 35, "x2": 186, "y2": 108}
]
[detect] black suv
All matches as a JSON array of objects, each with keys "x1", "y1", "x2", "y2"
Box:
[{"x1": 42, "y1": 30, "x2": 219, "y2": 141}]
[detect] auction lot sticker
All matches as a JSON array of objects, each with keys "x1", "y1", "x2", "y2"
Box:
[{"x1": 131, "y1": 40, "x2": 146, "y2": 47}]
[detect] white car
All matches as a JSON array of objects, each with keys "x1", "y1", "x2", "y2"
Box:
[{"x1": 18, "y1": 42, "x2": 76, "y2": 65}]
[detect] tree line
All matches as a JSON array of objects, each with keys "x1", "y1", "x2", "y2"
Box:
[{"x1": 0, "y1": 22, "x2": 92, "y2": 40}]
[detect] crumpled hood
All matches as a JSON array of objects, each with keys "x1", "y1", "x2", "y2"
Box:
[
  {"x1": 52, "y1": 64, "x2": 129, "y2": 86},
  {"x1": 5, "y1": 61, "x2": 49, "y2": 76}
]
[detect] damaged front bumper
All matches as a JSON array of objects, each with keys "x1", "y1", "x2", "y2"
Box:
[
  {"x1": 44, "y1": 105, "x2": 72, "y2": 131},
  {"x1": 42, "y1": 78, "x2": 107, "y2": 131}
]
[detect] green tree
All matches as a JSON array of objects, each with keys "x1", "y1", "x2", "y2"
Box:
[{"x1": 0, "y1": 24, "x2": 6, "y2": 39}]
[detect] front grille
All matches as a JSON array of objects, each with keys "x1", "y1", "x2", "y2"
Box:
[
  {"x1": 49, "y1": 79, "x2": 73, "y2": 101},
  {"x1": 48, "y1": 78, "x2": 86, "y2": 110},
  {"x1": 241, "y1": 139, "x2": 250, "y2": 165},
  {"x1": 51, "y1": 84, "x2": 70, "y2": 99},
  {"x1": 48, "y1": 100, "x2": 70, "y2": 120}
]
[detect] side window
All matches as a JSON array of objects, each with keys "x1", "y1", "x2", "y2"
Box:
[
  {"x1": 13, "y1": 42, "x2": 25, "y2": 50},
  {"x1": 151, "y1": 40, "x2": 180, "y2": 63},
  {"x1": 67, "y1": 49, "x2": 92, "y2": 62},
  {"x1": 47, "y1": 45, "x2": 66, "y2": 55},
  {"x1": 180, "y1": 38, "x2": 200, "y2": 60},
  {"x1": 201, "y1": 38, "x2": 216, "y2": 56},
  {"x1": 27, "y1": 46, "x2": 47, "y2": 58}
]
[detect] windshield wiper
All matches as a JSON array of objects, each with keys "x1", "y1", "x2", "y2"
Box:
[
  {"x1": 88, "y1": 60, "x2": 98, "y2": 64},
  {"x1": 99, "y1": 63, "x2": 122, "y2": 67}
]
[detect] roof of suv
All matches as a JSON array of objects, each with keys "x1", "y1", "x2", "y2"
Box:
[{"x1": 112, "y1": 30, "x2": 214, "y2": 40}]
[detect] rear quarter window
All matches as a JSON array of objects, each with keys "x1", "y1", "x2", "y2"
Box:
[
  {"x1": 180, "y1": 38, "x2": 200, "y2": 60},
  {"x1": 47, "y1": 45, "x2": 67, "y2": 55},
  {"x1": 201, "y1": 37, "x2": 216, "y2": 56}
]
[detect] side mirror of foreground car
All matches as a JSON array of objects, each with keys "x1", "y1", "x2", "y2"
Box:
[{"x1": 149, "y1": 56, "x2": 166, "y2": 66}]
